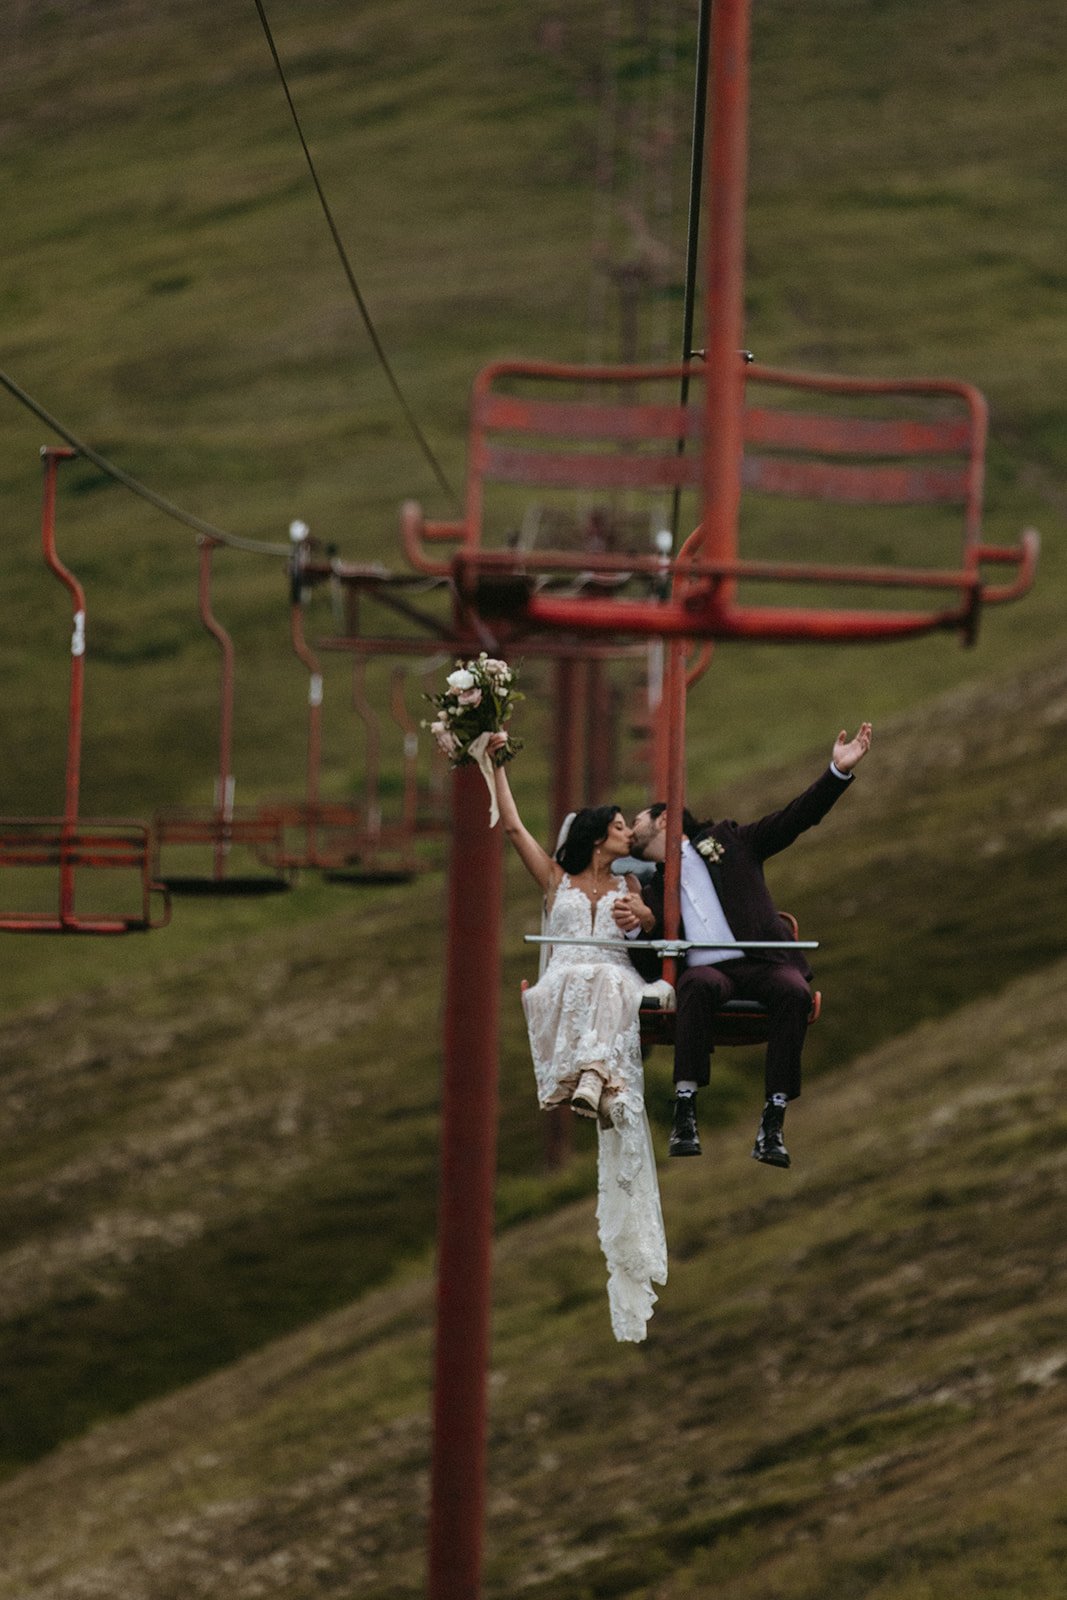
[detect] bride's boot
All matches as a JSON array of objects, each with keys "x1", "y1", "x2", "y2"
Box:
[{"x1": 571, "y1": 1068, "x2": 604, "y2": 1119}]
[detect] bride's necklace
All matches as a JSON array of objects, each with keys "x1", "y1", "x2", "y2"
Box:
[{"x1": 582, "y1": 865, "x2": 614, "y2": 901}]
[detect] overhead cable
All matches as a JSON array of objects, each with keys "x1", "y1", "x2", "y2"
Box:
[
  {"x1": 0, "y1": 368, "x2": 290, "y2": 556},
  {"x1": 252, "y1": 0, "x2": 459, "y2": 509}
]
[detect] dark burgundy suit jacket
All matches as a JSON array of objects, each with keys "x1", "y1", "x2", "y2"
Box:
[{"x1": 635, "y1": 766, "x2": 853, "y2": 982}]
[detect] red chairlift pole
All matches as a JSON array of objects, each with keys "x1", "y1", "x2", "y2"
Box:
[
  {"x1": 550, "y1": 654, "x2": 587, "y2": 838},
  {"x1": 428, "y1": 755, "x2": 504, "y2": 1600},
  {"x1": 658, "y1": 0, "x2": 752, "y2": 954},
  {"x1": 40, "y1": 446, "x2": 83, "y2": 922}
]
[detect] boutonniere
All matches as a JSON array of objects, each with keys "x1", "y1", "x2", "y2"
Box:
[{"x1": 696, "y1": 837, "x2": 724, "y2": 864}]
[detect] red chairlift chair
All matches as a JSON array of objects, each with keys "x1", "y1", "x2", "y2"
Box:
[
  {"x1": 401, "y1": 357, "x2": 1038, "y2": 645},
  {"x1": 319, "y1": 658, "x2": 418, "y2": 885},
  {"x1": 404, "y1": 358, "x2": 1037, "y2": 1042},
  {"x1": 389, "y1": 665, "x2": 450, "y2": 839},
  {"x1": 153, "y1": 536, "x2": 290, "y2": 895},
  {"x1": 258, "y1": 532, "x2": 416, "y2": 883},
  {"x1": 256, "y1": 530, "x2": 369, "y2": 874},
  {"x1": 0, "y1": 448, "x2": 170, "y2": 934}
]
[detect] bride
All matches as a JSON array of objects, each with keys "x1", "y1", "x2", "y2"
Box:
[{"x1": 489, "y1": 735, "x2": 667, "y2": 1342}]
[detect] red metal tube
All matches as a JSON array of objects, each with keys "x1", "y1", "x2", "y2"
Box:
[
  {"x1": 197, "y1": 537, "x2": 235, "y2": 880},
  {"x1": 551, "y1": 656, "x2": 584, "y2": 837},
  {"x1": 523, "y1": 591, "x2": 974, "y2": 642},
  {"x1": 427, "y1": 762, "x2": 504, "y2": 1600},
  {"x1": 40, "y1": 449, "x2": 83, "y2": 826},
  {"x1": 351, "y1": 657, "x2": 381, "y2": 841},
  {"x1": 389, "y1": 667, "x2": 419, "y2": 834},
  {"x1": 40, "y1": 448, "x2": 82, "y2": 923},
  {"x1": 585, "y1": 657, "x2": 616, "y2": 807},
  {"x1": 289, "y1": 600, "x2": 323, "y2": 860}
]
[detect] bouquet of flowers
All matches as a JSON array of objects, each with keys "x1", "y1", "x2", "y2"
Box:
[{"x1": 425, "y1": 654, "x2": 522, "y2": 767}]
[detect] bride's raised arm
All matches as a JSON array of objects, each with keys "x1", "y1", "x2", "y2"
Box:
[{"x1": 487, "y1": 732, "x2": 557, "y2": 892}]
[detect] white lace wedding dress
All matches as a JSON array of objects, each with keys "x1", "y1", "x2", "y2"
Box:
[{"x1": 522, "y1": 875, "x2": 668, "y2": 1342}]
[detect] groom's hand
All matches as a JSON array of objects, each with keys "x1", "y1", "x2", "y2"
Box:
[{"x1": 832, "y1": 721, "x2": 872, "y2": 773}]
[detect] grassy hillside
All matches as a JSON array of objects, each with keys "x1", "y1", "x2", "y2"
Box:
[
  {"x1": 2, "y1": 645, "x2": 1065, "y2": 1477},
  {"x1": 1, "y1": 949, "x2": 1065, "y2": 1598},
  {"x1": 0, "y1": 0, "x2": 1063, "y2": 818},
  {"x1": 0, "y1": 0, "x2": 1064, "y2": 1594}
]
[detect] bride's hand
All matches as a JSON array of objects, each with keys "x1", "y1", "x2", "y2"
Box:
[
  {"x1": 486, "y1": 730, "x2": 510, "y2": 761},
  {"x1": 612, "y1": 893, "x2": 647, "y2": 933}
]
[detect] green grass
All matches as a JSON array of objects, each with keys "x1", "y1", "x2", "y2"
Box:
[
  {"x1": 2, "y1": 646, "x2": 1066, "y2": 1482},
  {"x1": 0, "y1": 0, "x2": 1065, "y2": 1592},
  {"x1": 2, "y1": 951, "x2": 1067, "y2": 1597}
]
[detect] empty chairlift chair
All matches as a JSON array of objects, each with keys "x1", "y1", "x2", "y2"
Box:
[
  {"x1": 153, "y1": 536, "x2": 290, "y2": 895},
  {"x1": 401, "y1": 358, "x2": 1037, "y2": 646},
  {"x1": 0, "y1": 448, "x2": 170, "y2": 934}
]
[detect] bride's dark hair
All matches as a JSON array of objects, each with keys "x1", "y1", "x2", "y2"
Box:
[{"x1": 555, "y1": 805, "x2": 622, "y2": 874}]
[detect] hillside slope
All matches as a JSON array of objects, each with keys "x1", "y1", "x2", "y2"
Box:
[
  {"x1": 1, "y1": 644, "x2": 1065, "y2": 1478},
  {"x1": 0, "y1": 0, "x2": 1063, "y2": 815},
  {"x1": 1, "y1": 952, "x2": 1065, "y2": 1599},
  {"x1": 0, "y1": 2, "x2": 1063, "y2": 1591}
]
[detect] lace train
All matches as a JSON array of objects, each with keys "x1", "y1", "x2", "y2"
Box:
[{"x1": 522, "y1": 877, "x2": 668, "y2": 1341}]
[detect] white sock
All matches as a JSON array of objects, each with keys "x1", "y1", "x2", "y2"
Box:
[
  {"x1": 676, "y1": 1080, "x2": 698, "y2": 1097},
  {"x1": 769, "y1": 1092, "x2": 788, "y2": 1110}
]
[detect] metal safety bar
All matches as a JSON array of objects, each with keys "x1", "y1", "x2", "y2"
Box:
[{"x1": 523, "y1": 934, "x2": 818, "y2": 951}]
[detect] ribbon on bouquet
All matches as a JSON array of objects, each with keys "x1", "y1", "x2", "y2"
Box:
[{"x1": 466, "y1": 730, "x2": 501, "y2": 827}]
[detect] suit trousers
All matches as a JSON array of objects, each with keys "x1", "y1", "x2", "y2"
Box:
[{"x1": 674, "y1": 957, "x2": 812, "y2": 1101}]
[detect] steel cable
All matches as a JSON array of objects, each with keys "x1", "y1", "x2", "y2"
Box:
[
  {"x1": 0, "y1": 367, "x2": 290, "y2": 556},
  {"x1": 252, "y1": 0, "x2": 459, "y2": 509}
]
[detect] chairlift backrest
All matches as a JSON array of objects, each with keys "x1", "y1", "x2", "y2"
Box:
[{"x1": 401, "y1": 356, "x2": 1036, "y2": 643}]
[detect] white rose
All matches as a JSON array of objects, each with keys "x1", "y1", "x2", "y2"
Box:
[{"x1": 447, "y1": 668, "x2": 475, "y2": 691}]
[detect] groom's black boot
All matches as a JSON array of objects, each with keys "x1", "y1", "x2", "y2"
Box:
[
  {"x1": 752, "y1": 1096, "x2": 790, "y2": 1168},
  {"x1": 669, "y1": 1092, "x2": 702, "y2": 1157}
]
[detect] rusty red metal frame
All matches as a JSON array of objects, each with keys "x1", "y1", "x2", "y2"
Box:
[
  {"x1": 153, "y1": 537, "x2": 291, "y2": 895},
  {"x1": 401, "y1": 357, "x2": 1037, "y2": 646},
  {"x1": 0, "y1": 449, "x2": 170, "y2": 933}
]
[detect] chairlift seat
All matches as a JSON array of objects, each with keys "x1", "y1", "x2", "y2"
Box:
[
  {"x1": 639, "y1": 912, "x2": 820, "y2": 1048},
  {"x1": 0, "y1": 817, "x2": 171, "y2": 933},
  {"x1": 639, "y1": 988, "x2": 822, "y2": 1050},
  {"x1": 255, "y1": 800, "x2": 367, "y2": 871},
  {"x1": 153, "y1": 807, "x2": 292, "y2": 894}
]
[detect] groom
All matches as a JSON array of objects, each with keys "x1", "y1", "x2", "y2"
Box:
[{"x1": 619, "y1": 724, "x2": 872, "y2": 1168}]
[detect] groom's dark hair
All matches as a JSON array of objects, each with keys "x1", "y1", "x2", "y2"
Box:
[
  {"x1": 648, "y1": 801, "x2": 707, "y2": 839},
  {"x1": 556, "y1": 805, "x2": 622, "y2": 874}
]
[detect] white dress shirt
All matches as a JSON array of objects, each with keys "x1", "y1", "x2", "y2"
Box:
[{"x1": 680, "y1": 838, "x2": 742, "y2": 967}]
